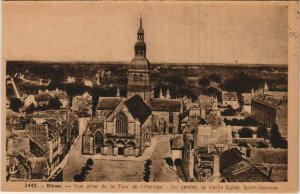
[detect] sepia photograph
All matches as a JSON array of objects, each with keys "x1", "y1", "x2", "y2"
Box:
[{"x1": 1, "y1": 1, "x2": 299, "y2": 193}]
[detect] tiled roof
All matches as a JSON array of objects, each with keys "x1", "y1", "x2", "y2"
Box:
[
  {"x1": 252, "y1": 94, "x2": 281, "y2": 109},
  {"x1": 124, "y1": 94, "x2": 152, "y2": 124},
  {"x1": 222, "y1": 92, "x2": 238, "y2": 101},
  {"x1": 198, "y1": 95, "x2": 214, "y2": 107},
  {"x1": 97, "y1": 97, "x2": 123, "y2": 110},
  {"x1": 219, "y1": 148, "x2": 244, "y2": 170},
  {"x1": 146, "y1": 98, "x2": 181, "y2": 112},
  {"x1": 249, "y1": 149, "x2": 287, "y2": 164},
  {"x1": 35, "y1": 94, "x2": 53, "y2": 101},
  {"x1": 220, "y1": 148, "x2": 272, "y2": 182}
]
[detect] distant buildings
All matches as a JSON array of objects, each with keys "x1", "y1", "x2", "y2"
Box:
[
  {"x1": 24, "y1": 89, "x2": 69, "y2": 109},
  {"x1": 71, "y1": 91, "x2": 92, "y2": 115},
  {"x1": 221, "y1": 91, "x2": 239, "y2": 109}
]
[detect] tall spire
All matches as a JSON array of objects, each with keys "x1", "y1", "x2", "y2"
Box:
[{"x1": 140, "y1": 16, "x2": 142, "y2": 28}]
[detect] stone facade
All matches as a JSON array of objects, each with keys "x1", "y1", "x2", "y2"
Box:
[
  {"x1": 251, "y1": 94, "x2": 287, "y2": 137},
  {"x1": 82, "y1": 94, "x2": 153, "y2": 157}
]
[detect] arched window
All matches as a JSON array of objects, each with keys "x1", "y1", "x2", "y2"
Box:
[
  {"x1": 116, "y1": 112, "x2": 128, "y2": 134},
  {"x1": 95, "y1": 131, "x2": 103, "y2": 145}
]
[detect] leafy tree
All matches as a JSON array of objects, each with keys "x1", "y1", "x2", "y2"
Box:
[
  {"x1": 208, "y1": 73, "x2": 221, "y2": 83},
  {"x1": 257, "y1": 126, "x2": 269, "y2": 139},
  {"x1": 221, "y1": 106, "x2": 236, "y2": 116},
  {"x1": 270, "y1": 124, "x2": 287, "y2": 148},
  {"x1": 244, "y1": 116, "x2": 257, "y2": 126},
  {"x1": 48, "y1": 97, "x2": 62, "y2": 110},
  {"x1": 25, "y1": 103, "x2": 36, "y2": 114},
  {"x1": 143, "y1": 159, "x2": 152, "y2": 182},
  {"x1": 198, "y1": 77, "x2": 210, "y2": 88},
  {"x1": 9, "y1": 98, "x2": 23, "y2": 112},
  {"x1": 238, "y1": 127, "x2": 254, "y2": 138}
]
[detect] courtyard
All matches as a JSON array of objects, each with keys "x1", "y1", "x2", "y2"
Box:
[{"x1": 63, "y1": 134, "x2": 178, "y2": 182}]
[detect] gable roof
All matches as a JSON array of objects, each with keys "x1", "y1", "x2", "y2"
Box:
[
  {"x1": 97, "y1": 97, "x2": 123, "y2": 110},
  {"x1": 249, "y1": 149, "x2": 287, "y2": 164},
  {"x1": 219, "y1": 148, "x2": 272, "y2": 182},
  {"x1": 146, "y1": 98, "x2": 181, "y2": 112},
  {"x1": 124, "y1": 94, "x2": 152, "y2": 124},
  {"x1": 252, "y1": 94, "x2": 282, "y2": 109}
]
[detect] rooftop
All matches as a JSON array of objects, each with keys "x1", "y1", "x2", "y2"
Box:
[{"x1": 146, "y1": 98, "x2": 181, "y2": 112}]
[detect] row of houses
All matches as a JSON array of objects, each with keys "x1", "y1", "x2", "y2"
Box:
[
  {"x1": 169, "y1": 90, "x2": 287, "y2": 182},
  {"x1": 6, "y1": 110, "x2": 79, "y2": 181}
]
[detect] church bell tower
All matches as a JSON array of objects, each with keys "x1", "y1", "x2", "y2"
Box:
[{"x1": 127, "y1": 17, "x2": 153, "y2": 100}]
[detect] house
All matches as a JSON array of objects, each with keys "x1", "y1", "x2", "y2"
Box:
[
  {"x1": 198, "y1": 95, "x2": 214, "y2": 118},
  {"x1": 96, "y1": 97, "x2": 124, "y2": 118},
  {"x1": 221, "y1": 91, "x2": 239, "y2": 109},
  {"x1": 242, "y1": 93, "x2": 254, "y2": 113},
  {"x1": 146, "y1": 98, "x2": 182, "y2": 134},
  {"x1": 71, "y1": 92, "x2": 93, "y2": 114},
  {"x1": 251, "y1": 94, "x2": 287, "y2": 137}
]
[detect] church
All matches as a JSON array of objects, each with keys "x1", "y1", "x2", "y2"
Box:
[{"x1": 82, "y1": 18, "x2": 182, "y2": 157}]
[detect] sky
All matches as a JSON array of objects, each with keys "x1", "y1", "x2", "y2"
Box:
[{"x1": 3, "y1": 1, "x2": 288, "y2": 64}]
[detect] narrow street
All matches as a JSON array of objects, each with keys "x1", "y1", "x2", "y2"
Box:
[{"x1": 150, "y1": 135, "x2": 178, "y2": 182}]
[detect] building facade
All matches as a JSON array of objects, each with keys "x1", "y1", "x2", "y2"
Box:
[{"x1": 82, "y1": 94, "x2": 153, "y2": 157}]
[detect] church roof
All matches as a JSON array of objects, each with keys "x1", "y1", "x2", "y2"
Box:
[
  {"x1": 97, "y1": 97, "x2": 123, "y2": 110},
  {"x1": 146, "y1": 98, "x2": 181, "y2": 112},
  {"x1": 127, "y1": 84, "x2": 152, "y2": 93},
  {"x1": 130, "y1": 56, "x2": 150, "y2": 70},
  {"x1": 124, "y1": 94, "x2": 152, "y2": 124}
]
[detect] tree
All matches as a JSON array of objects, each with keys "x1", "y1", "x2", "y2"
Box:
[
  {"x1": 198, "y1": 77, "x2": 210, "y2": 88},
  {"x1": 208, "y1": 73, "x2": 221, "y2": 83},
  {"x1": 257, "y1": 126, "x2": 269, "y2": 139},
  {"x1": 25, "y1": 103, "x2": 36, "y2": 114},
  {"x1": 221, "y1": 106, "x2": 236, "y2": 116},
  {"x1": 48, "y1": 97, "x2": 62, "y2": 110},
  {"x1": 9, "y1": 98, "x2": 23, "y2": 112},
  {"x1": 270, "y1": 124, "x2": 287, "y2": 148},
  {"x1": 143, "y1": 159, "x2": 152, "y2": 182},
  {"x1": 238, "y1": 127, "x2": 254, "y2": 138},
  {"x1": 244, "y1": 116, "x2": 257, "y2": 126}
]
